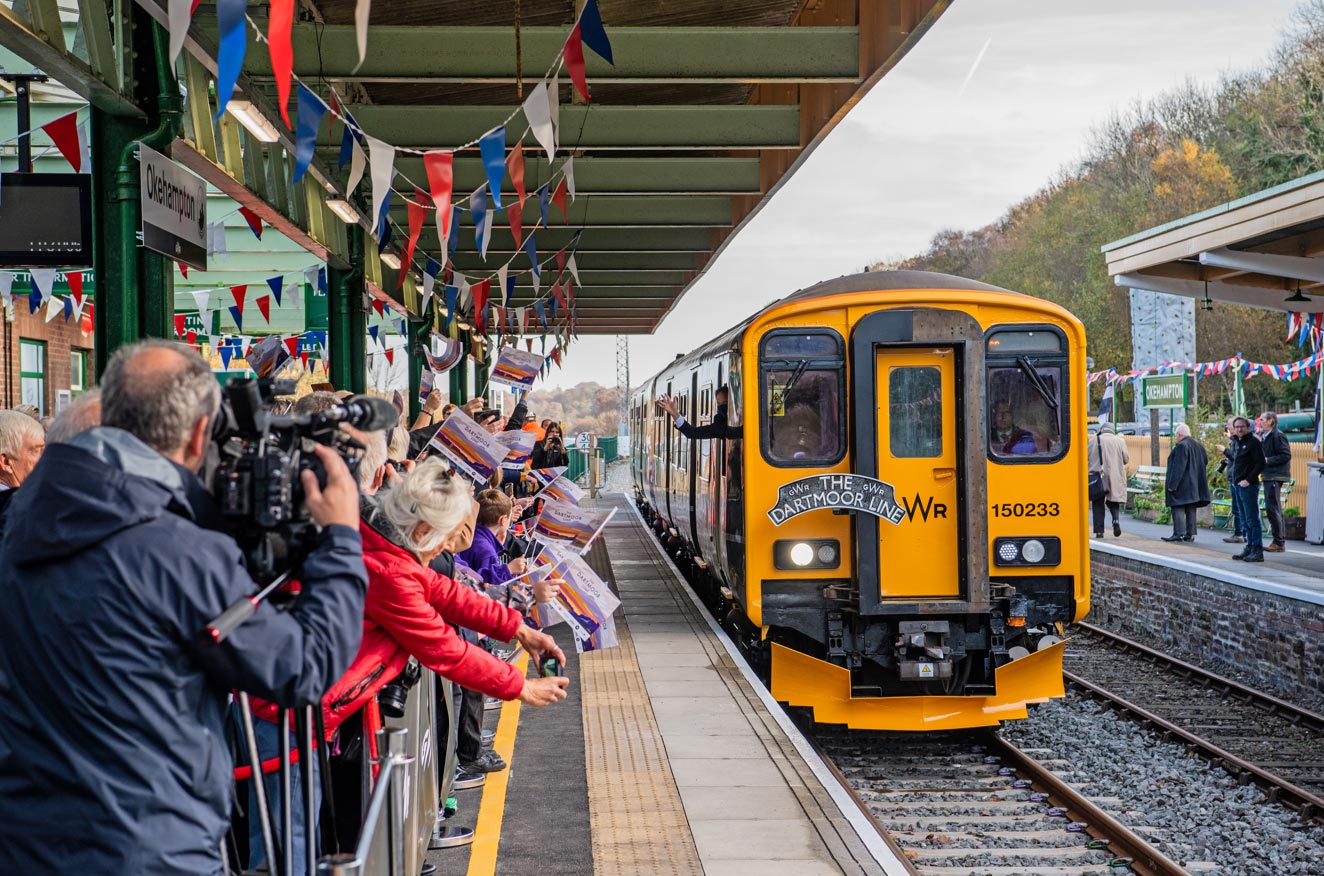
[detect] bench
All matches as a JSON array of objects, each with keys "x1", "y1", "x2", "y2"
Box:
[
  {"x1": 1126, "y1": 465, "x2": 1166, "y2": 507},
  {"x1": 1211, "y1": 479, "x2": 1294, "y2": 530}
]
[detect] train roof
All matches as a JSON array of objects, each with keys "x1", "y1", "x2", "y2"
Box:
[{"x1": 638, "y1": 271, "x2": 1023, "y2": 391}]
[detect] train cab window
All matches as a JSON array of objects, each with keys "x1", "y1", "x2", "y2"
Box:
[
  {"x1": 889, "y1": 367, "x2": 943, "y2": 458},
  {"x1": 986, "y1": 328, "x2": 1069, "y2": 463},
  {"x1": 760, "y1": 329, "x2": 846, "y2": 467}
]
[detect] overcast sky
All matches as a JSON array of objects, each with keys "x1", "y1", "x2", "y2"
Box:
[{"x1": 537, "y1": 0, "x2": 1302, "y2": 396}]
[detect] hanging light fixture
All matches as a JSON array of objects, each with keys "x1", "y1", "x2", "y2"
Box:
[
  {"x1": 1201, "y1": 279, "x2": 1214, "y2": 312},
  {"x1": 1285, "y1": 280, "x2": 1311, "y2": 304}
]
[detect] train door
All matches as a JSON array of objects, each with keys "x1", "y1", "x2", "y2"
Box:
[{"x1": 874, "y1": 347, "x2": 961, "y2": 598}]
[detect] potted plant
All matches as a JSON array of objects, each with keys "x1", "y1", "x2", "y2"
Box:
[
  {"x1": 1130, "y1": 495, "x2": 1163, "y2": 523},
  {"x1": 1283, "y1": 506, "x2": 1306, "y2": 541}
]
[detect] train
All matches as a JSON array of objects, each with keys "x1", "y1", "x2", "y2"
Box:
[{"x1": 630, "y1": 271, "x2": 1087, "y2": 731}]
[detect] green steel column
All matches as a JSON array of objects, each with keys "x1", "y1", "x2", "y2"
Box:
[
  {"x1": 455, "y1": 334, "x2": 469, "y2": 403},
  {"x1": 328, "y1": 226, "x2": 367, "y2": 393},
  {"x1": 407, "y1": 315, "x2": 425, "y2": 421},
  {"x1": 473, "y1": 341, "x2": 490, "y2": 401},
  {"x1": 91, "y1": 105, "x2": 144, "y2": 372}
]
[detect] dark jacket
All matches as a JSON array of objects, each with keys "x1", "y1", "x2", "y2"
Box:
[
  {"x1": 676, "y1": 404, "x2": 743, "y2": 441},
  {"x1": 532, "y1": 437, "x2": 569, "y2": 469},
  {"x1": 1164, "y1": 437, "x2": 1211, "y2": 507},
  {"x1": 0, "y1": 486, "x2": 15, "y2": 533},
  {"x1": 1229, "y1": 432, "x2": 1266, "y2": 485},
  {"x1": 407, "y1": 399, "x2": 529, "y2": 459},
  {"x1": 1261, "y1": 428, "x2": 1292, "y2": 482},
  {"x1": 0, "y1": 427, "x2": 367, "y2": 876},
  {"x1": 459, "y1": 525, "x2": 514, "y2": 587}
]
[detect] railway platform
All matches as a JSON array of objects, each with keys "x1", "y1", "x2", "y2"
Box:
[{"x1": 429, "y1": 492, "x2": 911, "y2": 876}]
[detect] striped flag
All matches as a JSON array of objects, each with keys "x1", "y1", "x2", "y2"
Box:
[{"x1": 1097, "y1": 380, "x2": 1114, "y2": 426}]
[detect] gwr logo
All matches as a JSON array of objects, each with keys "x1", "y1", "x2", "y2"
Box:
[{"x1": 901, "y1": 493, "x2": 948, "y2": 522}]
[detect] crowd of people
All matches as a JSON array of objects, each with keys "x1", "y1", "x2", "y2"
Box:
[
  {"x1": 0, "y1": 340, "x2": 577, "y2": 875},
  {"x1": 1087, "y1": 412, "x2": 1295, "y2": 562}
]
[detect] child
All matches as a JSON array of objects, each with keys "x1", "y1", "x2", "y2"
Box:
[{"x1": 459, "y1": 488, "x2": 530, "y2": 591}]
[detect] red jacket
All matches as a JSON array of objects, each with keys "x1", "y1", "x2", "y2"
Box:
[{"x1": 256, "y1": 520, "x2": 526, "y2": 734}]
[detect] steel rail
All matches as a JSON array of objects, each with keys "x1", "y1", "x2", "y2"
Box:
[
  {"x1": 1075, "y1": 622, "x2": 1324, "y2": 732},
  {"x1": 988, "y1": 735, "x2": 1193, "y2": 876}
]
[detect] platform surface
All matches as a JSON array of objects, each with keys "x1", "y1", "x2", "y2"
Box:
[{"x1": 436, "y1": 493, "x2": 908, "y2": 876}]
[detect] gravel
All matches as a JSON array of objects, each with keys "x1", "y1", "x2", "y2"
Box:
[{"x1": 1003, "y1": 694, "x2": 1324, "y2": 876}]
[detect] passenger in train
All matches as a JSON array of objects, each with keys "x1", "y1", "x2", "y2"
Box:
[
  {"x1": 989, "y1": 399, "x2": 1050, "y2": 455},
  {"x1": 656, "y1": 385, "x2": 743, "y2": 440},
  {"x1": 0, "y1": 341, "x2": 369, "y2": 876},
  {"x1": 771, "y1": 401, "x2": 837, "y2": 461}
]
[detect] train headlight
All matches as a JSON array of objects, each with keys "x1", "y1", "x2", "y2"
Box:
[
  {"x1": 774, "y1": 539, "x2": 841, "y2": 570},
  {"x1": 992, "y1": 536, "x2": 1061, "y2": 567}
]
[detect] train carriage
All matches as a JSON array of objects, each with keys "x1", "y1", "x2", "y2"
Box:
[{"x1": 631, "y1": 271, "x2": 1088, "y2": 731}]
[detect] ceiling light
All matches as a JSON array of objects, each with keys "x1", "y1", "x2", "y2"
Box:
[
  {"x1": 380, "y1": 252, "x2": 401, "y2": 270},
  {"x1": 226, "y1": 100, "x2": 280, "y2": 143},
  {"x1": 327, "y1": 199, "x2": 360, "y2": 224}
]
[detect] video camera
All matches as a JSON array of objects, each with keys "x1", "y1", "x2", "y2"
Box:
[{"x1": 209, "y1": 377, "x2": 398, "y2": 581}]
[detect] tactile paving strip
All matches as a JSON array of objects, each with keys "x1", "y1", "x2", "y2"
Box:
[{"x1": 579, "y1": 525, "x2": 706, "y2": 876}]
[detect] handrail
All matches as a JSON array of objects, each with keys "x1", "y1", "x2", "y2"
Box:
[{"x1": 316, "y1": 727, "x2": 414, "y2": 876}]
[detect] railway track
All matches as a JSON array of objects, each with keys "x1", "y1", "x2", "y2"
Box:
[
  {"x1": 815, "y1": 729, "x2": 1191, "y2": 876},
  {"x1": 1064, "y1": 622, "x2": 1324, "y2": 824}
]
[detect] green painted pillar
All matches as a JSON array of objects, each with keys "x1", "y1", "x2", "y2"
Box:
[
  {"x1": 473, "y1": 341, "x2": 490, "y2": 401},
  {"x1": 407, "y1": 315, "x2": 425, "y2": 421},
  {"x1": 91, "y1": 106, "x2": 144, "y2": 372},
  {"x1": 328, "y1": 226, "x2": 367, "y2": 393}
]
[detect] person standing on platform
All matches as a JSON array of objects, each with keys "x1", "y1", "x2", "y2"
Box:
[
  {"x1": 0, "y1": 409, "x2": 46, "y2": 530},
  {"x1": 1227, "y1": 416, "x2": 1266, "y2": 562},
  {"x1": 1219, "y1": 417, "x2": 1247, "y2": 544},
  {"x1": 1087, "y1": 423, "x2": 1129, "y2": 538},
  {"x1": 1161, "y1": 423, "x2": 1210, "y2": 543},
  {"x1": 1259, "y1": 411, "x2": 1292, "y2": 553}
]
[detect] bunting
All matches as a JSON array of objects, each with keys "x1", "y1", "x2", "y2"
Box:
[
  {"x1": 522, "y1": 81, "x2": 556, "y2": 161},
  {"x1": 256, "y1": 294, "x2": 271, "y2": 323},
  {"x1": 368, "y1": 137, "x2": 396, "y2": 237},
  {"x1": 478, "y1": 126, "x2": 507, "y2": 210},
  {"x1": 238, "y1": 207, "x2": 263, "y2": 240},
  {"x1": 293, "y1": 84, "x2": 327, "y2": 182},
  {"x1": 400, "y1": 189, "x2": 430, "y2": 286},
  {"x1": 424, "y1": 151, "x2": 454, "y2": 239},
  {"x1": 214, "y1": 0, "x2": 248, "y2": 119},
  {"x1": 268, "y1": 0, "x2": 296, "y2": 127},
  {"x1": 41, "y1": 112, "x2": 81, "y2": 172},
  {"x1": 507, "y1": 142, "x2": 527, "y2": 205}
]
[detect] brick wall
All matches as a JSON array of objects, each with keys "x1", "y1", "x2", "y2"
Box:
[
  {"x1": 1089, "y1": 552, "x2": 1324, "y2": 702},
  {"x1": 1, "y1": 302, "x2": 94, "y2": 415}
]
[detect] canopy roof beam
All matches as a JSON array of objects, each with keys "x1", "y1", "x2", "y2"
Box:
[
  {"x1": 1198, "y1": 247, "x2": 1324, "y2": 285},
  {"x1": 1114, "y1": 273, "x2": 1324, "y2": 313}
]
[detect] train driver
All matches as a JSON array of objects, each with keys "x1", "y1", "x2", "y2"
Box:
[
  {"x1": 990, "y1": 399, "x2": 1050, "y2": 455},
  {"x1": 657, "y1": 386, "x2": 743, "y2": 440}
]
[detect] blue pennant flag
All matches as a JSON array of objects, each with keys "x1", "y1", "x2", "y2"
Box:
[
  {"x1": 293, "y1": 85, "x2": 327, "y2": 183},
  {"x1": 377, "y1": 197, "x2": 393, "y2": 249},
  {"x1": 394, "y1": 318, "x2": 407, "y2": 336},
  {"x1": 444, "y1": 284, "x2": 459, "y2": 328},
  {"x1": 478, "y1": 126, "x2": 506, "y2": 210},
  {"x1": 537, "y1": 183, "x2": 550, "y2": 228},
  {"x1": 214, "y1": 0, "x2": 248, "y2": 119},
  {"x1": 368, "y1": 325, "x2": 379, "y2": 343},
  {"x1": 267, "y1": 276, "x2": 283, "y2": 306},
  {"x1": 228, "y1": 305, "x2": 243, "y2": 331},
  {"x1": 425, "y1": 256, "x2": 441, "y2": 282},
  {"x1": 220, "y1": 345, "x2": 234, "y2": 369},
  {"x1": 339, "y1": 123, "x2": 356, "y2": 169},
  {"x1": 535, "y1": 300, "x2": 548, "y2": 330},
  {"x1": 449, "y1": 206, "x2": 463, "y2": 257},
  {"x1": 505, "y1": 271, "x2": 516, "y2": 302},
  {"x1": 317, "y1": 267, "x2": 327, "y2": 294},
  {"x1": 470, "y1": 187, "x2": 488, "y2": 257},
  {"x1": 548, "y1": 297, "x2": 557, "y2": 323},
  {"x1": 62, "y1": 296, "x2": 73, "y2": 321},
  {"x1": 578, "y1": 0, "x2": 614, "y2": 64},
  {"x1": 522, "y1": 235, "x2": 539, "y2": 276},
  {"x1": 27, "y1": 289, "x2": 39, "y2": 314}
]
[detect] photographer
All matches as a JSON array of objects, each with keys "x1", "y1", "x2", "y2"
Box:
[
  {"x1": 0, "y1": 340, "x2": 366, "y2": 876},
  {"x1": 532, "y1": 422, "x2": 570, "y2": 469}
]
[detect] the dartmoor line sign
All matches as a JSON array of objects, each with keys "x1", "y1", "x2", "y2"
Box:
[
  {"x1": 139, "y1": 143, "x2": 207, "y2": 271},
  {"x1": 768, "y1": 474, "x2": 907, "y2": 526}
]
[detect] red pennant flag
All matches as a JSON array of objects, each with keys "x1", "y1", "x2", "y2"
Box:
[
  {"x1": 564, "y1": 24, "x2": 590, "y2": 103},
  {"x1": 372, "y1": 298, "x2": 385, "y2": 319},
  {"x1": 526, "y1": 338, "x2": 534, "y2": 353},
  {"x1": 551, "y1": 281, "x2": 568, "y2": 312},
  {"x1": 384, "y1": 348, "x2": 395, "y2": 365},
  {"x1": 256, "y1": 294, "x2": 271, "y2": 323},
  {"x1": 423, "y1": 151, "x2": 454, "y2": 233},
  {"x1": 473, "y1": 279, "x2": 491, "y2": 325},
  {"x1": 268, "y1": 0, "x2": 296, "y2": 128},
  {"x1": 551, "y1": 178, "x2": 568, "y2": 223},
  {"x1": 67, "y1": 271, "x2": 84, "y2": 307},
  {"x1": 552, "y1": 347, "x2": 562, "y2": 367},
  {"x1": 186, "y1": 330, "x2": 198, "y2": 345},
  {"x1": 475, "y1": 305, "x2": 486, "y2": 334},
  {"x1": 506, "y1": 142, "x2": 526, "y2": 205},
  {"x1": 81, "y1": 302, "x2": 94, "y2": 337},
  {"x1": 556, "y1": 248, "x2": 566, "y2": 278},
  {"x1": 565, "y1": 277, "x2": 575, "y2": 305},
  {"x1": 238, "y1": 207, "x2": 263, "y2": 239},
  {"x1": 399, "y1": 189, "x2": 429, "y2": 287},
  {"x1": 231, "y1": 284, "x2": 248, "y2": 314},
  {"x1": 42, "y1": 111, "x2": 82, "y2": 172},
  {"x1": 493, "y1": 304, "x2": 505, "y2": 330},
  {"x1": 178, "y1": 261, "x2": 189, "y2": 279},
  {"x1": 300, "y1": 351, "x2": 310, "y2": 370},
  {"x1": 509, "y1": 199, "x2": 523, "y2": 249},
  {"x1": 284, "y1": 336, "x2": 299, "y2": 357},
  {"x1": 174, "y1": 314, "x2": 187, "y2": 338}
]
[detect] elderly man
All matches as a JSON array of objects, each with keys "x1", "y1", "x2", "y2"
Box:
[
  {"x1": 0, "y1": 340, "x2": 367, "y2": 876},
  {"x1": 1162, "y1": 423, "x2": 1210, "y2": 543},
  {"x1": 46, "y1": 389, "x2": 102, "y2": 444},
  {"x1": 0, "y1": 408, "x2": 46, "y2": 528},
  {"x1": 1087, "y1": 423, "x2": 1130, "y2": 537},
  {"x1": 1227, "y1": 416, "x2": 1266, "y2": 562},
  {"x1": 1259, "y1": 411, "x2": 1292, "y2": 552}
]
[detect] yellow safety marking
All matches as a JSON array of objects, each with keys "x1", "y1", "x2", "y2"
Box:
[{"x1": 465, "y1": 652, "x2": 529, "y2": 876}]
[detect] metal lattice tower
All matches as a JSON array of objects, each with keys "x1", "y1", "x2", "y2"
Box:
[{"x1": 616, "y1": 335, "x2": 630, "y2": 436}]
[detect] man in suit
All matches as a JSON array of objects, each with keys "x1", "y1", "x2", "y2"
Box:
[{"x1": 657, "y1": 385, "x2": 743, "y2": 440}]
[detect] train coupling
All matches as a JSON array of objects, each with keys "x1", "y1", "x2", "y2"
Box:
[{"x1": 896, "y1": 620, "x2": 954, "y2": 681}]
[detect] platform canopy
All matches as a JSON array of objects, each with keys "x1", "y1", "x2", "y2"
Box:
[{"x1": 1104, "y1": 171, "x2": 1324, "y2": 314}]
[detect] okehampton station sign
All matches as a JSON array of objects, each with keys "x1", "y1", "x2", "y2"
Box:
[{"x1": 1140, "y1": 372, "x2": 1192, "y2": 410}]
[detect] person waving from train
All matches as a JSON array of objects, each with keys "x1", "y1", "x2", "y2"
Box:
[{"x1": 657, "y1": 385, "x2": 743, "y2": 440}]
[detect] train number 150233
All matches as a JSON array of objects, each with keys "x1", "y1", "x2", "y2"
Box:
[{"x1": 991, "y1": 502, "x2": 1060, "y2": 517}]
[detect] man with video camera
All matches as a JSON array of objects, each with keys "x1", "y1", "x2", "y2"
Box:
[{"x1": 0, "y1": 340, "x2": 368, "y2": 876}]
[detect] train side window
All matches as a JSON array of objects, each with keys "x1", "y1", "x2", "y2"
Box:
[
  {"x1": 986, "y1": 327, "x2": 1069, "y2": 464},
  {"x1": 759, "y1": 329, "x2": 846, "y2": 467},
  {"x1": 889, "y1": 367, "x2": 943, "y2": 458}
]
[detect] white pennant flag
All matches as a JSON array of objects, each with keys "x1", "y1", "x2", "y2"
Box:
[
  {"x1": 30, "y1": 268, "x2": 57, "y2": 304},
  {"x1": 45, "y1": 294, "x2": 62, "y2": 323},
  {"x1": 191, "y1": 289, "x2": 212, "y2": 330},
  {"x1": 522, "y1": 81, "x2": 556, "y2": 162},
  {"x1": 497, "y1": 263, "x2": 509, "y2": 306},
  {"x1": 367, "y1": 136, "x2": 395, "y2": 236},
  {"x1": 77, "y1": 122, "x2": 91, "y2": 175},
  {"x1": 303, "y1": 265, "x2": 320, "y2": 293},
  {"x1": 0, "y1": 271, "x2": 13, "y2": 310},
  {"x1": 549, "y1": 72, "x2": 561, "y2": 136},
  {"x1": 168, "y1": 0, "x2": 192, "y2": 64},
  {"x1": 459, "y1": 275, "x2": 472, "y2": 313},
  {"x1": 209, "y1": 223, "x2": 228, "y2": 259},
  {"x1": 530, "y1": 265, "x2": 540, "y2": 297},
  {"x1": 421, "y1": 269, "x2": 437, "y2": 311},
  {"x1": 567, "y1": 252, "x2": 581, "y2": 285},
  {"x1": 354, "y1": 0, "x2": 372, "y2": 71},
  {"x1": 347, "y1": 137, "x2": 368, "y2": 197},
  {"x1": 564, "y1": 157, "x2": 576, "y2": 202},
  {"x1": 289, "y1": 281, "x2": 302, "y2": 309}
]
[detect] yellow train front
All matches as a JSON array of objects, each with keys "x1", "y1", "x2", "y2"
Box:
[{"x1": 631, "y1": 271, "x2": 1088, "y2": 731}]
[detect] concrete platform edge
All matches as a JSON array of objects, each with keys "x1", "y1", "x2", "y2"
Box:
[{"x1": 624, "y1": 499, "x2": 914, "y2": 876}]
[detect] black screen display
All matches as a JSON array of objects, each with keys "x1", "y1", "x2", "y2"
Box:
[{"x1": 0, "y1": 174, "x2": 93, "y2": 267}]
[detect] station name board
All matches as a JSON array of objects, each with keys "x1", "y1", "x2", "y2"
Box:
[{"x1": 768, "y1": 474, "x2": 907, "y2": 526}]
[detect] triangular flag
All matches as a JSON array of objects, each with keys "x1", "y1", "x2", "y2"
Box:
[
  {"x1": 473, "y1": 279, "x2": 490, "y2": 321},
  {"x1": 509, "y1": 197, "x2": 523, "y2": 249},
  {"x1": 367, "y1": 136, "x2": 396, "y2": 236},
  {"x1": 300, "y1": 351, "x2": 310, "y2": 370},
  {"x1": 228, "y1": 306, "x2": 243, "y2": 331},
  {"x1": 505, "y1": 267, "x2": 516, "y2": 303},
  {"x1": 522, "y1": 81, "x2": 556, "y2": 161},
  {"x1": 564, "y1": 23, "x2": 589, "y2": 103},
  {"x1": 267, "y1": 275, "x2": 284, "y2": 306},
  {"x1": 41, "y1": 112, "x2": 81, "y2": 172},
  {"x1": 178, "y1": 260, "x2": 189, "y2": 279},
  {"x1": 444, "y1": 283, "x2": 458, "y2": 328},
  {"x1": 174, "y1": 314, "x2": 188, "y2": 338},
  {"x1": 549, "y1": 71, "x2": 561, "y2": 134},
  {"x1": 400, "y1": 189, "x2": 429, "y2": 286},
  {"x1": 520, "y1": 306, "x2": 530, "y2": 334},
  {"x1": 284, "y1": 336, "x2": 299, "y2": 357},
  {"x1": 76, "y1": 121, "x2": 91, "y2": 175},
  {"x1": 526, "y1": 338, "x2": 534, "y2": 353},
  {"x1": 191, "y1": 289, "x2": 212, "y2": 330},
  {"x1": 62, "y1": 295, "x2": 74, "y2": 322},
  {"x1": 168, "y1": 0, "x2": 194, "y2": 64},
  {"x1": 535, "y1": 299, "x2": 548, "y2": 330},
  {"x1": 67, "y1": 271, "x2": 84, "y2": 308},
  {"x1": 551, "y1": 178, "x2": 568, "y2": 223},
  {"x1": 354, "y1": 0, "x2": 372, "y2": 70},
  {"x1": 537, "y1": 183, "x2": 550, "y2": 227},
  {"x1": 28, "y1": 288, "x2": 39, "y2": 314},
  {"x1": 208, "y1": 222, "x2": 228, "y2": 259},
  {"x1": 551, "y1": 281, "x2": 568, "y2": 312},
  {"x1": 578, "y1": 0, "x2": 614, "y2": 64},
  {"x1": 522, "y1": 235, "x2": 539, "y2": 276},
  {"x1": 30, "y1": 268, "x2": 56, "y2": 303},
  {"x1": 239, "y1": 207, "x2": 263, "y2": 239},
  {"x1": 368, "y1": 324, "x2": 379, "y2": 344},
  {"x1": 448, "y1": 206, "x2": 462, "y2": 257},
  {"x1": 471, "y1": 187, "x2": 493, "y2": 259},
  {"x1": 347, "y1": 136, "x2": 367, "y2": 196},
  {"x1": 563, "y1": 157, "x2": 576, "y2": 202},
  {"x1": 230, "y1": 284, "x2": 248, "y2": 315},
  {"x1": 293, "y1": 84, "x2": 327, "y2": 181},
  {"x1": 567, "y1": 252, "x2": 581, "y2": 285},
  {"x1": 214, "y1": 0, "x2": 248, "y2": 118},
  {"x1": 424, "y1": 150, "x2": 454, "y2": 237},
  {"x1": 507, "y1": 142, "x2": 526, "y2": 205},
  {"x1": 268, "y1": 0, "x2": 296, "y2": 128},
  {"x1": 384, "y1": 348, "x2": 394, "y2": 366},
  {"x1": 220, "y1": 344, "x2": 235, "y2": 369},
  {"x1": 478, "y1": 126, "x2": 506, "y2": 210},
  {"x1": 371, "y1": 298, "x2": 385, "y2": 319},
  {"x1": 497, "y1": 264, "x2": 510, "y2": 306},
  {"x1": 421, "y1": 257, "x2": 440, "y2": 310}
]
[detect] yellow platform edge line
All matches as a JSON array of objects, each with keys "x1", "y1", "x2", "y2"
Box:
[{"x1": 465, "y1": 652, "x2": 529, "y2": 876}]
